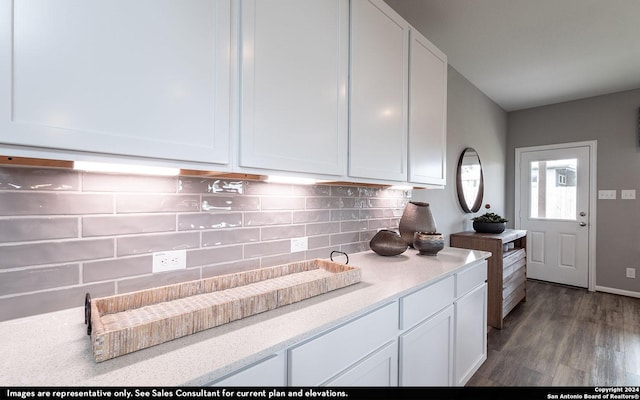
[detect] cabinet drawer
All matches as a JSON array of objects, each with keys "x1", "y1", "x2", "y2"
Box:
[
  {"x1": 400, "y1": 276, "x2": 454, "y2": 330},
  {"x1": 455, "y1": 261, "x2": 487, "y2": 298},
  {"x1": 288, "y1": 301, "x2": 398, "y2": 386},
  {"x1": 210, "y1": 352, "x2": 285, "y2": 386}
]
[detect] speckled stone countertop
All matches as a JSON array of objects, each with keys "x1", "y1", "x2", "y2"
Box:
[{"x1": 0, "y1": 247, "x2": 490, "y2": 386}]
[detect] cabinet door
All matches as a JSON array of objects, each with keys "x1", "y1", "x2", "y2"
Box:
[
  {"x1": 209, "y1": 352, "x2": 286, "y2": 386},
  {"x1": 454, "y1": 283, "x2": 488, "y2": 386},
  {"x1": 408, "y1": 29, "x2": 447, "y2": 186},
  {"x1": 399, "y1": 305, "x2": 454, "y2": 386},
  {"x1": 239, "y1": 0, "x2": 348, "y2": 176},
  {"x1": 349, "y1": 0, "x2": 409, "y2": 182},
  {"x1": 0, "y1": 0, "x2": 230, "y2": 165},
  {"x1": 325, "y1": 341, "x2": 398, "y2": 387}
]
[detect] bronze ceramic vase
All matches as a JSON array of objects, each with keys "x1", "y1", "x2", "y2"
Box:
[
  {"x1": 399, "y1": 202, "x2": 437, "y2": 247},
  {"x1": 369, "y1": 230, "x2": 408, "y2": 256},
  {"x1": 413, "y1": 232, "x2": 444, "y2": 256}
]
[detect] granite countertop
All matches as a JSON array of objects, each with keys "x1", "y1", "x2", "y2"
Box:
[{"x1": 0, "y1": 247, "x2": 490, "y2": 386}]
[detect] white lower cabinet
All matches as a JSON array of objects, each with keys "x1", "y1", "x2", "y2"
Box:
[
  {"x1": 288, "y1": 302, "x2": 398, "y2": 386},
  {"x1": 209, "y1": 352, "x2": 286, "y2": 386},
  {"x1": 454, "y1": 283, "x2": 488, "y2": 386},
  {"x1": 454, "y1": 262, "x2": 488, "y2": 386},
  {"x1": 399, "y1": 305, "x2": 454, "y2": 386},
  {"x1": 324, "y1": 340, "x2": 398, "y2": 386},
  {"x1": 208, "y1": 260, "x2": 487, "y2": 387}
]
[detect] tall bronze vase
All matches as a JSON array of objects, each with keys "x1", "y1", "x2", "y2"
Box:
[{"x1": 398, "y1": 202, "x2": 437, "y2": 247}]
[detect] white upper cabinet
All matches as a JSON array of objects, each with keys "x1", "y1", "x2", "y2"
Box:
[
  {"x1": 239, "y1": 0, "x2": 348, "y2": 176},
  {"x1": 349, "y1": 0, "x2": 409, "y2": 182},
  {"x1": 0, "y1": 0, "x2": 446, "y2": 186},
  {"x1": 408, "y1": 29, "x2": 447, "y2": 186},
  {"x1": 0, "y1": 0, "x2": 231, "y2": 166}
]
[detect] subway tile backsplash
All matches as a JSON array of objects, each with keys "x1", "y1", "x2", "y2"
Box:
[{"x1": 0, "y1": 165, "x2": 409, "y2": 321}]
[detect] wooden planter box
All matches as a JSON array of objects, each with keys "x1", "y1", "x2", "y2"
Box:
[{"x1": 85, "y1": 259, "x2": 361, "y2": 362}]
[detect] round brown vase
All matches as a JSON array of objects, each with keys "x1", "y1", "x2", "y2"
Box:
[
  {"x1": 398, "y1": 202, "x2": 437, "y2": 247},
  {"x1": 369, "y1": 230, "x2": 408, "y2": 256},
  {"x1": 413, "y1": 232, "x2": 444, "y2": 256}
]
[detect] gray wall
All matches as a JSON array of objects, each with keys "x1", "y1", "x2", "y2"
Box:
[
  {"x1": 507, "y1": 88, "x2": 640, "y2": 293},
  {"x1": 0, "y1": 167, "x2": 408, "y2": 321},
  {"x1": 412, "y1": 66, "x2": 508, "y2": 243}
]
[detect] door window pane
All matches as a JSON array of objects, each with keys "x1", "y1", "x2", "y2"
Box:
[{"x1": 530, "y1": 159, "x2": 577, "y2": 219}]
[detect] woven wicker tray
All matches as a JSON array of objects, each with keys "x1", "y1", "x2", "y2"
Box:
[{"x1": 84, "y1": 258, "x2": 361, "y2": 362}]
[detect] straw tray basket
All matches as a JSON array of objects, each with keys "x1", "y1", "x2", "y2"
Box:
[{"x1": 84, "y1": 258, "x2": 361, "y2": 362}]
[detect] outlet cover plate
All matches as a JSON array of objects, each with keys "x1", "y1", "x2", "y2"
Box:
[
  {"x1": 152, "y1": 250, "x2": 187, "y2": 273},
  {"x1": 291, "y1": 237, "x2": 308, "y2": 253},
  {"x1": 627, "y1": 268, "x2": 636, "y2": 279},
  {"x1": 621, "y1": 190, "x2": 636, "y2": 200},
  {"x1": 598, "y1": 190, "x2": 616, "y2": 200}
]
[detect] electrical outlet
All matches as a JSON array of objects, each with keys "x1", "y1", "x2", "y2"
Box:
[
  {"x1": 152, "y1": 250, "x2": 187, "y2": 273},
  {"x1": 598, "y1": 190, "x2": 616, "y2": 200},
  {"x1": 621, "y1": 190, "x2": 636, "y2": 200},
  {"x1": 291, "y1": 237, "x2": 308, "y2": 253},
  {"x1": 626, "y1": 268, "x2": 636, "y2": 279}
]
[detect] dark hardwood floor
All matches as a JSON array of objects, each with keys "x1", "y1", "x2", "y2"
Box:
[{"x1": 467, "y1": 279, "x2": 640, "y2": 386}]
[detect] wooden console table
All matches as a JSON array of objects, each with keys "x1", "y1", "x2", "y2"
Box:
[{"x1": 450, "y1": 229, "x2": 527, "y2": 329}]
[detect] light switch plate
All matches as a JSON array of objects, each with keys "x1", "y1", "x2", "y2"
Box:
[
  {"x1": 598, "y1": 190, "x2": 616, "y2": 200},
  {"x1": 621, "y1": 190, "x2": 636, "y2": 199}
]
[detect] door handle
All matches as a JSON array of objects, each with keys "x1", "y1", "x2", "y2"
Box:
[{"x1": 579, "y1": 222, "x2": 587, "y2": 227}]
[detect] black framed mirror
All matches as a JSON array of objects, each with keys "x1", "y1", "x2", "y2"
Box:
[{"x1": 456, "y1": 147, "x2": 484, "y2": 213}]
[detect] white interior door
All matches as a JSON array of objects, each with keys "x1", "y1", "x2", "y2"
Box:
[{"x1": 516, "y1": 142, "x2": 596, "y2": 289}]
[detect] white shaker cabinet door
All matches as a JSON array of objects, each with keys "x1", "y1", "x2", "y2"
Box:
[
  {"x1": 0, "y1": 0, "x2": 231, "y2": 165},
  {"x1": 239, "y1": 0, "x2": 348, "y2": 176},
  {"x1": 454, "y1": 282, "x2": 488, "y2": 386},
  {"x1": 349, "y1": 0, "x2": 409, "y2": 182},
  {"x1": 408, "y1": 29, "x2": 447, "y2": 186},
  {"x1": 399, "y1": 305, "x2": 454, "y2": 386},
  {"x1": 325, "y1": 340, "x2": 398, "y2": 387}
]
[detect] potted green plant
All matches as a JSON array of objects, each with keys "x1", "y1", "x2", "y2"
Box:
[{"x1": 472, "y1": 211, "x2": 508, "y2": 234}]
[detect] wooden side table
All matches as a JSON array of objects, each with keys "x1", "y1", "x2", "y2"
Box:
[{"x1": 450, "y1": 229, "x2": 527, "y2": 329}]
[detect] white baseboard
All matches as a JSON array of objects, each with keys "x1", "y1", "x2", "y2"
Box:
[{"x1": 595, "y1": 285, "x2": 640, "y2": 298}]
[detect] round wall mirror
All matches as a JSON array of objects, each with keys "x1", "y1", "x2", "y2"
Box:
[{"x1": 456, "y1": 148, "x2": 484, "y2": 213}]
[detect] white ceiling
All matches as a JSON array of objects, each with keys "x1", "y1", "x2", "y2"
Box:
[{"x1": 385, "y1": 0, "x2": 640, "y2": 111}]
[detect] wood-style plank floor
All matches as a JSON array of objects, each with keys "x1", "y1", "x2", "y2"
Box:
[{"x1": 467, "y1": 279, "x2": 640, "y2": 386}]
